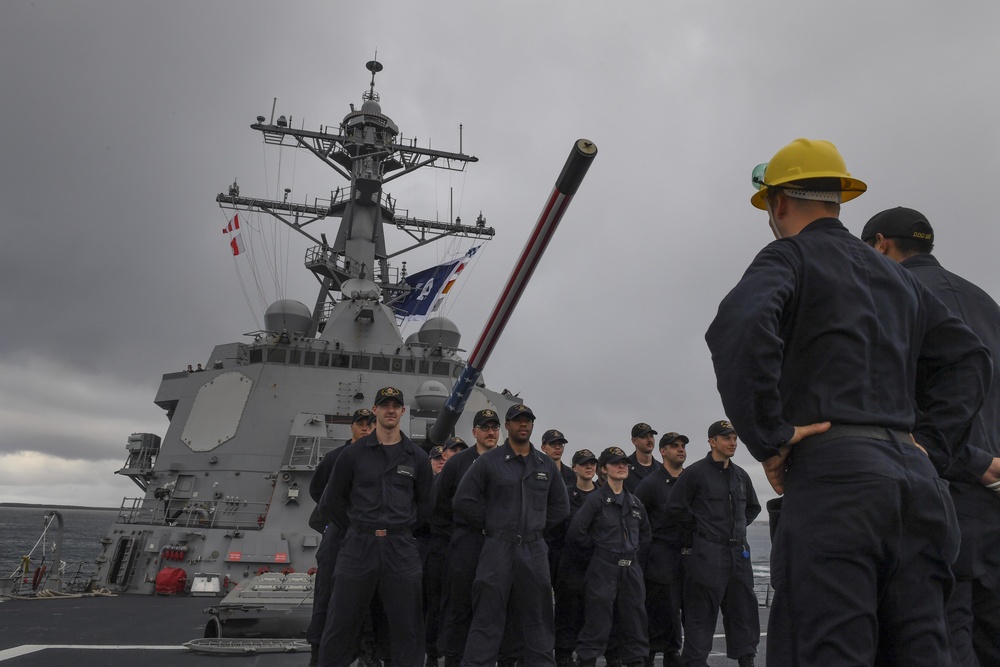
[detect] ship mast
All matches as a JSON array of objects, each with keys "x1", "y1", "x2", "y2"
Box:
[{"x1": 216, "y1": 61, "x2": 494, "y2": 334}]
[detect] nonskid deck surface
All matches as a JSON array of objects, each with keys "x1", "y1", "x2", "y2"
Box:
[{"x1": 0, "y1": 595, "x2": 767, "y2": 666}]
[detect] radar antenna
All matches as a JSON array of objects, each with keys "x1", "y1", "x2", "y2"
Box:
[{"x1": 364, "y1": 55, "x2": 383, "y2": 103}]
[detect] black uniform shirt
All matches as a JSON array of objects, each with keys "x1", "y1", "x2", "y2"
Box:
[
  {"x1": 310, "y1": 441, "x2": 348, "y2": 526},
  {"x1": 633, "y1": 466, "x2": 685, "y2": 547},
  {"x1": 666, "y1": 452, "x2": 760, "y2": 544},
  {"x1": 429, "y1": 445, "x2": 483, "y2": 539},
  {"x1": 320, "y1": 432, "x2": 434, "y2": 531},
  {"x1": 453, "y1": 440, "x2": 570, "y2": 535},
  {"x1": 567, "y1": 483, "x2": 651, "y2": 555},
  {"x1": 902, "y1": 253, "x2": 1000, "y2": 483},
  {"x1": 624, "y1": 452, "x2": 661, "y2": 493},
  {"x1": 310, "y1": 440, "x2": 351, "y2": 502},
  {"x1": 558, "y1": 463, "x2": 577, "y2": 487},
  {"x1": 706, "y1": 218, "x2": 990, "y2": 468}
]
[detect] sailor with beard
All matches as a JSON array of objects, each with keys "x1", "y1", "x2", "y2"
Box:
[
  {"x1": 453, "y1": 404, "x2": 570, "y2": 667},
  {"x1": 625, "y1": 423, "x2": 660, "y2": 493}
]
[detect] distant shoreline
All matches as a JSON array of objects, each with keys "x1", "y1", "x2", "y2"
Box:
[{"x1": 0, "y1": 502, "x2": 118, "y2": 511}]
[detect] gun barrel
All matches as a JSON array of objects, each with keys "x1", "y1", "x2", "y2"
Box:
[{"x1": 428, "y1": 139, "x2": 597, "y2": 446}]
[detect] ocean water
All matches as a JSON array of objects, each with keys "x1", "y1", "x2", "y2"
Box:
[
  {"x1": 747, "y1": 521, "x2": 772, "y2": 606},
  {"x1": 0, "y1": 506, "x2": 117, "y2": 584}
]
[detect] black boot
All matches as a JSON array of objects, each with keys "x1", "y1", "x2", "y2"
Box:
[
  {"x1": 663, "y1": 651, "x2": 681, "y2": 667},
  {"x1": 425, "y1": 655, "x2": 439, "y2": 667},
  {"x1": 556, "y1": 651, "x2": 576, "y2": 667},
  {"x1": 737, "y1": 655, "x2": 756, "y2": 667},
  {"x1": 308, "y1": 644, "x2": 319, "y2": 667},
  {"x1": 358, "y1": 647, "x2": 382, "y2": 667},
  {"x1": 443, "y1": 656, "x2": 460, "y2": 667},
  {"x1": 644, "y1": 652, "x2": 655, "y2": 667}
]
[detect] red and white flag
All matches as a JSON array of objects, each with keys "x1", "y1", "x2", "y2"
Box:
[
  {"x1": 223, "y1": 214, "x2": 240, "y2": 234},
  {"x1": 230, "y1": 233, "x2": 245, "y2": 256}
]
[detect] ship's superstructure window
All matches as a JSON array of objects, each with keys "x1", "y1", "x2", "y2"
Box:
[{"x1": 243, "y1": 343, "x2": 460, "y2": 377}]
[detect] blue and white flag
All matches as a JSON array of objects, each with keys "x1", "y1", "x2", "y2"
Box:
[{"x1": 395, "y1": 247, "x2": 479, "y2": 322}]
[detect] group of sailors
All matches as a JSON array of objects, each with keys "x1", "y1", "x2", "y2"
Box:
[
  {"x1": 307, "y1": 389, "x2": 761, "y2": 667},
  {"x1": 301, "y1": 138, "x2": 1000, "y2": 667},
  {"x1": 708, "y1": 139, "x2": 1000, "y2": 666}
]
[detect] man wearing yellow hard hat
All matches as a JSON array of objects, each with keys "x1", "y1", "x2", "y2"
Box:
[{"x1": 704, "y1": 138, "x2": 991, "y2": 665}]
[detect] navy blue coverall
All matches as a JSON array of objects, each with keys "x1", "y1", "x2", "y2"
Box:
[
  {"x1": 705, "y1": 218, "x2": 991, "y2": 666},
  {"x1": 430, "y1": 446, "x2": 485, "y2": 662},
  {"x1": 453, "y1": 441, "x2": 570, "y2": 667},
  {"x1": 317, "y1": 433, "x2": 434, "y2": 667},
  {"x1": 634, "y1": 467, "x2": 686, "y2": 660},
  {"x1": 667, "y1": 453, "x2": 760, "y2": 666},
  {"x1": 553, "y1": 484, "x2": 597, "y2": 660},
  {"x1": 903, "y1": 253, "x2": 1000, "y2": 666},
  {"x1": 545, "y1": 467, "x2": 577, "y2": 586},
  {"x1": 568, "y1": 484, "x2": 651, "y2": 666}
]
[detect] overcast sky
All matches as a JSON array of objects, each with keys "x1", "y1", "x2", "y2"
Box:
[{"x1": 2, "y1": 1, "x2": 999, "y2": 508}]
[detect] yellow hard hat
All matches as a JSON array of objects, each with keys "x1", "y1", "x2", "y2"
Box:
[{"x1": 750, "y1": 138, "x2": 867, "y2": 210}]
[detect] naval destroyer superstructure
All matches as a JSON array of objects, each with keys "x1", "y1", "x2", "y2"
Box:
[{"x1": 90, "y1": 61, "x2": 515, "y2": 597}]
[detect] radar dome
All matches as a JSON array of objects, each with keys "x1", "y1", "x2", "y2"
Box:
[
  {"x1": 415, "y1": 380, "x2": 449, "y2": 412},
  {"x1": 361, "y1": 99, "x2": 382, "y2": 116},
  {"x1": 418, "y1": 317, "x2": 461, "y2": 349},
  {"x1": 264, "y1": 299, "x2": 313, "y2": 337}
]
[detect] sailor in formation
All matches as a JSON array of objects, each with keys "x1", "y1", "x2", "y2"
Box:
[
  {"x1": 862, "y1": 207, "x2": 1000, "y2": 665},
  {"x1": 429, "y1": 408, "x2": 512, "y2": 667},
  {"x1": 667, "y1": 421, "x2": 760, "y2": 667},
  {"x1": 568, "y1": 446, "x2": 651, "y2": 667},
  {"x1": 552, "y1": 449, "x2": 599, "y2": 667},
  {"x1": 541, "y1": 428, "x2": 575, "y2": 587},
  {"x1": 318, "y1": 387, "x2": 434, "y2": 667},
  {"x1": 442, "y1": 436, "x2": 469, "y2": 461},
  {"x1": 634, "y1": 432, "x2": 688, "y2": 667},
  {"x1": 624, "y1": 423, "x2": 660, "y2": 492},
  {"x1": 307, "y1": 408, "x2": 373, "y2": 667},
  {"x1": 706, "y1": 138, "x2": 990, "y2": 665},
  {"x1": 453, "y1": 404, "x2": 570, "y2": 667},
  {"x1": 429, "y1": 446, "x2": 447, "y2": 474},
  {"x1": 541, "y1": 429, "x2": 578, "y2": 487}
]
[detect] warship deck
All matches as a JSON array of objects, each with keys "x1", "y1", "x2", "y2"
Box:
[{"x1": 0, "y1": 594, "x2": 767, "y2": 666}]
